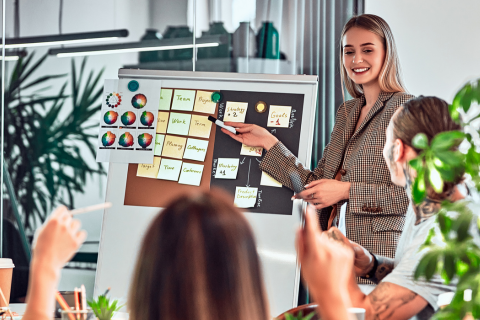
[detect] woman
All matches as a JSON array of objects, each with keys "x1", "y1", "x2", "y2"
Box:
[
  {"x1": 222, "y1": 14, "x2": 414, "y2": 282},
  {"x1": 128, "y1": 190, "x2": 270, "y2": 320}
]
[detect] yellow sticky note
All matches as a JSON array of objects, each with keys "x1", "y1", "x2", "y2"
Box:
[
  {"x1": 157, "y1": 112, "x2": 169, "y2": 134},
  {"x1": 161, "y1": 135, "x2": 187, "y2": 159},
  {"x1": 224, "y1": 102, "x2": 248, "y2": 122},
  {"x1": 234, "y1": 187, "x2": 258, "y2": 208},
  {"x1": 193, "y1": 90, "x2": 217, "y2": 114},
  {"x1": 240, "y1": 144, "x2": 263, "y2": 157},
  {"x1": 260, "y1": 172, "x2": 282, "y2": 187},
  {"x1": 137, "y1": 157, "x2": 161, "y2": 178},
  {"x1": 267, "y1": 105, "x2": 292, "y2": 128},
  {"x1": 188, "y1": 115, "x2": 212, "y2": 138}
]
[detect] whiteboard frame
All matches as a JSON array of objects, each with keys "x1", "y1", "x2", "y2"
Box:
[{"x1": 95, "y1": 70, "x2": 318, "y2": 316}]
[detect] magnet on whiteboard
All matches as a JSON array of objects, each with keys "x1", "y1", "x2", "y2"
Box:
[{"x1": 128, "y1": 80, "x2": 139, "y2": 92}]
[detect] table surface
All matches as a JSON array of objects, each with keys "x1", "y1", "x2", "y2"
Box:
[{"x1": 9, "y1": 303, "x2": 129, "y2": 319}]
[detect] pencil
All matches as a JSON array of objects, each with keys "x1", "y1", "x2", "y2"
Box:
[
  {"x1": 55, "y1": 291, "x2": 75, "y2": 320},
  {"x1": 74, "y1": 288, "x2": 80, "y2": 319},
  {"x1": 70, "y1": 202, "x2": 112, "y2": 216},
  {"x1": 80, "y1": 285, "x2": 87, "y2": 320}
]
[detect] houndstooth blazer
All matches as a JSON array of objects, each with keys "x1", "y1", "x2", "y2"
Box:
[{"x1": 260, "y1": 91, "x2": 415, "y2": 284}]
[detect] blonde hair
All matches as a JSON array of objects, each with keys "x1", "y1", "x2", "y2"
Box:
[{"x1": 340, "y1": 14, "x2": 406, "y2": 98}]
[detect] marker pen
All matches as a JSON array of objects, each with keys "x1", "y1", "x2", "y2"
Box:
[{"x1": 208, "y1": 116, "x2": 237, "y2": 135}]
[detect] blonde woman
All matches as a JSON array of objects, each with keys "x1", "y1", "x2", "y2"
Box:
[{"x1": 223, "y1": 14, "x2": 414, "y2": 285}]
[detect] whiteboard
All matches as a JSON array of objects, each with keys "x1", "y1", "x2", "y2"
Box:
[{"x1": 95, "y1": 70, "x2": 318, "y2": 317}]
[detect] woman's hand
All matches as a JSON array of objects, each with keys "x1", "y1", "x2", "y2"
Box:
[
  {"x1": 293, "y1": 179, "x2": 351, "y2": 209},
  {"x1": 296, "y1": 205, "x2": 354, "y2": 319},
  {"x1": 33, "y1": 206, "x2": 87, "y2": 270},
  {"x1": 221, "y1": 122, "x2": 279, "y2": 151}
]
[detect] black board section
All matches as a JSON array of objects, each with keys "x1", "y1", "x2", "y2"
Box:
[{"x1": 210, "y1": 90, "x2": 305, "y2": 215}]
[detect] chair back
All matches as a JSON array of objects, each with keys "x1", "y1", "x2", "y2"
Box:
[{"x1": 276, "y1": 303, "x2": 319, "y2": 320}]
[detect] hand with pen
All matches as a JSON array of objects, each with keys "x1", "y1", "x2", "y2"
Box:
[{"x1": 23, "y1": 206, "x2": 87, "y2": 320}]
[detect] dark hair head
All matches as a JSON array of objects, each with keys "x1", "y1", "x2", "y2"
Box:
[
  {"x1": 392, "y1": 96, "x2": 463, "y2": 198},
  {"x1": 128, "y1": 189, "x2": 269, "y2": 320}
]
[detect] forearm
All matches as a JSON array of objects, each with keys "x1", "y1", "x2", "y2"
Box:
[
  {"x1": 23, "y1": 257, "x2": 61, "y2": 320},
  {"x1": 311, "y1": 287, "x2": 354, "y2": 320}
]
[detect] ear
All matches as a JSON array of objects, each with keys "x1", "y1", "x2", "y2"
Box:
[{"x1": 394, "y1": 138, "x2": 406, "y2": 163}]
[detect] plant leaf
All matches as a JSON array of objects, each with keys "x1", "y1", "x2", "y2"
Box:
[{"x1": 412, "y1": 133, "x2": 429, "y2": 150}]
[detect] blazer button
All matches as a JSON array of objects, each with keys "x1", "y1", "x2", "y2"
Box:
[{"x1": 339, "y1": 169, "x2": 347, "y2": 176}]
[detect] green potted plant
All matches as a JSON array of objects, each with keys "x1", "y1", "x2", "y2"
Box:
[
  {"x1": 88, "y1": 291, "x2": 124, "y2": 320},
  {"x1": 412, "y1": 79, "x2": 480, "y2": 319}
]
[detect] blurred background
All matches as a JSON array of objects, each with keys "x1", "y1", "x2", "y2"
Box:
[{"x1": 0, "y1": 0, "x2": 479, "y2": 302}]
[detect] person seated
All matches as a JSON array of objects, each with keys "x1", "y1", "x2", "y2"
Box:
[
  {"x1": 298, "y1": 96, "x2": 480, "y2": 320},
  {"x1": 21, "y1": 190, "x2": 271, "y2": 320}
]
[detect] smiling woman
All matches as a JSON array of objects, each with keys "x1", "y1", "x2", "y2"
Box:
[{"x1": 221, "y1": 14, "x2": 414, "y2": 286}]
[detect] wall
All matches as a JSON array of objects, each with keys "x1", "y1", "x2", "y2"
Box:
[{"x1": 365, "y1": 0, "x2": 480, "y2": 102}]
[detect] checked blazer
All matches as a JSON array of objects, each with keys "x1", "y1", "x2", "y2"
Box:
[{"x1": 260, "y1": 91, "x2": 415, "y2": 284}]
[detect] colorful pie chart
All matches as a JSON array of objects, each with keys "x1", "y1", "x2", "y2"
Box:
[
  {"x1": 103, "y1": 111, "x2": 118, "y2": 125},
  {"x1": 131, "y1": 94, "x2": 147, "y2": 109},
  {"x1": 106, "y1": 92, "x2": 121, "y2": 108},
  {"x1": 138, "y1": 133, "x2": 153, "y2": 148},
  {"x1": 119, "y1": 132, "x2": 134, "y2": 147},
  {"x1": 121, "y1": 111, "x2": 136, "y2": 126},
  {"x1": 140, "y1": 111, "x2": 154, "y2": 127},
  {"x1": 101, "y1": 131, "x2": 116, "y2": 147}
]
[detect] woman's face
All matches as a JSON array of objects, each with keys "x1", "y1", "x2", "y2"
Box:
[{"x1": 342, "y1": 27, "x2": 386, "y2": 87}]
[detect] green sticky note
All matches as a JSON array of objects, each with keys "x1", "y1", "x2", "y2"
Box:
[
  {"x1": 159, "y1": 89, "x2": 173, "y2": 110},
  {"x1": 171, "y1": 89, "x2": 196, "y2": 111},
  {"x1": 154, "y1": 134, "x2": 165, "y2": 156},
  {"x1": 167, "y1": 112, "x2": 192, "y2": 136}
]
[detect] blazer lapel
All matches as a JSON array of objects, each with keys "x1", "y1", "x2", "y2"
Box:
[{"x1": 349, "y1": 92, "x2": 394, "y2": 141}]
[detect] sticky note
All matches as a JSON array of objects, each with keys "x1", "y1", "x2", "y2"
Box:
[
  {"x1": 223, "y1": 102, "x2": 248, "y2": 122},
  {"x1": 267, "y1": 105, "x2": 292, "y2": 128},
  {"x1": 260, "y1": 172, "x2": 282, "y2": 187},
  {"x1": 159, "y1": 89, "x2": 173, "y2": 110},
  {"x1": 178, "y1": 162, "x2": 204, "y2": 186},
  {"x1": 188, "y1": 115, "x2": 212, "y2": 138},
  {"x1": 215, "y1": 158, "x2": 240, "y2": 179},
  {"x1": 161, "y1": 135, "x2": 187, "y2": 159},
  {"x1": 157, "y1": 158, "x2": 182, "y2": 181},
  {"x1": 171, "y1": 89, "x2": 196, "y2": 111},
  {"x1": 193, "y1": 90, "x2": 217, "y2": 114},
  {"x1": 240, "y1": 144, "x2": 263, "y2": 157},
  {"x1": 156, "y1": 112, "x2": 169, "y2": 134},
  {"x1": 167, "y1": 112, "x2": 192, "y2": 136},
  {"x1": 137, "y1": 157, "x2": 161, "y2": 178},
  {"x1": 183, "y1": 138, "x2": 209, "y2": 162},
  {"x1": 234, "y1": 187, "x2": 258, "y2": 208},
  {"x1": 154, "y1": 134, "x2": 165, "y2": 156}
]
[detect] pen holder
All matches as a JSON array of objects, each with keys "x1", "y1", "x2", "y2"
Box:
[{"x1": 61, "y1": 309, "x2": 97, "y2": 320}]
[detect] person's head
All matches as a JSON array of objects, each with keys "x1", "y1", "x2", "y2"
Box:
[
  {"x1": 340, "y1": 14, "x2": 406, "y2": 98},
  {"x1": 383, "y1": 96, "x2": 462, "y2": 198},
  {"x1": 128, "y1": 190, "x2": 269, "y2": 320}
]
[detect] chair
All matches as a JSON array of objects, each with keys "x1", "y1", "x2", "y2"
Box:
[{"x1": 276, "y1": 303, "x2": 319, "y2": 320}]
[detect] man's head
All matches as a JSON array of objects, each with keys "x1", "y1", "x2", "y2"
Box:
[{"x1": 383, "y1": 96, "x2": 462, "y2": 192}]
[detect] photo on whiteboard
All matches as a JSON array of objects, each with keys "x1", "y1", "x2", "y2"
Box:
[
  {"x1": 136, "y1": 132, "x2": 154, "y2": 151},
  {"x1": 138, "y1": 110, "x2": 157, "y2": 130},
  {"x1": 101, "y1": 110, "x2": 119, "y2": 128}
]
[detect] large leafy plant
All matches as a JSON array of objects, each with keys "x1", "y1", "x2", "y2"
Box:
[
  {"x1": 411, "y1": 79, "x2": 480, "y2": 319},
  {"x1": 3, "y1": 53, "x2": 105, "y2": 233}
]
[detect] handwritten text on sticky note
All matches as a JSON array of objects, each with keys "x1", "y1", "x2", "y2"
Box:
[
  {"x1": 240, "y1": 144, "x2": 263, "y2": 157},
  {"x1": 183, "y1": 138, "x2": 209, "y2": 162},
  {"x1": 234, "y1": 187, "x2": 258, "y2": 208},
  {"x1": 193, "y1": 90, "x2": 217, "y2": 114},
  {"x1": 161, "y1": 135, "x2": 187, "y2": 159},
  {"x1": 267, "y1": 105, "x2": 292, "y2": 128},
  {"x1": 137, "y1": 157, "x2": 161, "y2": 178},
  {"x1": 171, "y1": 89, "x2": 196, "y2": 111},
  {"x1": 178, "y1": 162, "x2": 204, "y2": 186},
  {"x1": 215, "y1": 158, "x2": 240, "y2": 179},
  {"x1": 188, "y1": 114, "x2": 212, "y2": 138},
  {"x1": 223, "y1": 102, "x2": 248, "y2": 122},
  {"x1": 159, "y1": 89, "x2": 173, "y2": 111},
  {"x1": 167, "y1": 112, "x2": 191, "y2": 136},
  {"x1": 157, "y1": 158, "x2": 182, "y2": 181}
]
